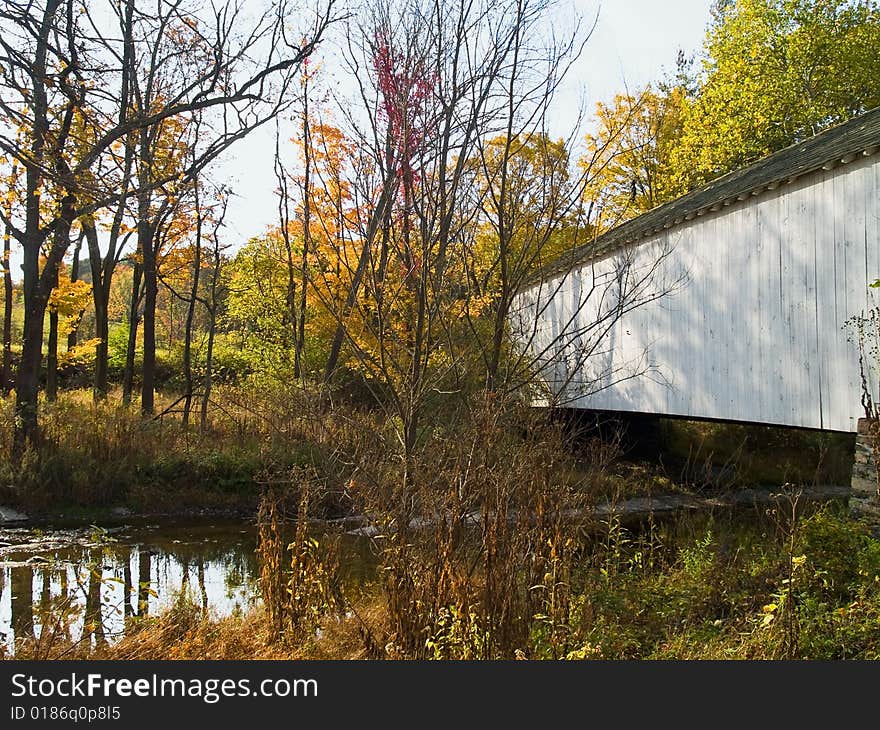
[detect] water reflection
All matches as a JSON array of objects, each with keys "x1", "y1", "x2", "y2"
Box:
[{"x1": 0, "y1": 521, "x2": 269, "y2": 655}]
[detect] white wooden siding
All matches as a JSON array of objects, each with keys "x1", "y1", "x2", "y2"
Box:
[{"x1": 512, "y1": 153, "x2": 880, "y2": 432}]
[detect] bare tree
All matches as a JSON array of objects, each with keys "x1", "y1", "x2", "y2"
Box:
[
  {"x1": 273, "y1": 119, "x2": 301, "y2": 378},
  {"x1": 66, "y1": 228, "x2": 84, "y2": 352},
  {"x1": 181, "y1": 177, "x2": 204, "y2": 427},
  {"x1": 82, "y1": 204, "x2": 135, "y2": 399},
  {"x1": 0, "y1": 0, "x2": 339, "y2": 449},
  {"x1": 316, "y1": 0, "x2": 587, "y2": 458},
  {"x1": 1, "y1": 164, "x2": 16, "y2": 393},
  {"x1": 166, "y1": 170, "x2": 228, "y2": 427},
  {"x1": 200, "y1": 196, "x2": 229, "y2": 432},
  {"x1": 294, "y1": 69, "x2": 314, "y2": 378},
  {"x1": 0, "y1": 0, "x2": 81, "y2": 451},
  {"x1": 311, "y1": 0, "x2": 685, "y2": 493},
  {"x1": 270, "y1": 73, "x2": 316, "y2": 381},
  {"x1": 121, "y1": 248, "x2": 143, "y2": 406},
  {"x1": 461, "y1": 0, "x2": 592, "y2": 393},
  {"x1": 81, "y1": 0, "x2": 136, "y2": 401},
  {"x1": 119, "y1": 0, "x2": 338, "y2": 414}
]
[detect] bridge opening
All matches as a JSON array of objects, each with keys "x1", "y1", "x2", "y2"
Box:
[{"x1": 551, "y1": 408, "x2": 856, "y2": 495}]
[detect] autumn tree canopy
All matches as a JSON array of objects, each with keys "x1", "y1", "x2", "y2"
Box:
[{"x1": 582, "y1": 0, "x2": 880, "y2": 228}]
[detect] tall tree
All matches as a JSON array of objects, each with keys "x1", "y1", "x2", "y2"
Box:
[
  {"x1": 315, "y1": 0, "x2": 593, "y2": 509},
  {"x1": 181, "y1": 177, "x2": 204, "y2": 427},
  {"x1": 200, "y1": 197, "x2": 228, "y2": 432},
  {"x1": 0, "y1": 0, "x2": 81, "y2": 451},
  {"x1": 124, "y1": 3, "x2": 337, "y2": 415},
  {"x1": 1, "y1": 162, "x2": 18, "y2": 393},
  {"x1": 121, "y1": 250, "x2": 143, "y2": 406},
  {"x1": 580, "y1": 86, "x2": 687, "y2": 230},
  {"x1": 670, "y1": 0, "x2": 880, "y2": 191},
  {"x1": 0, "y1": 0, "x2": 338, "y2": 448}
]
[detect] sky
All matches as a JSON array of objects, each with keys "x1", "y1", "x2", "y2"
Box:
[{"x1": 217, "y1": 0, "x2": 715, "y2": 247}]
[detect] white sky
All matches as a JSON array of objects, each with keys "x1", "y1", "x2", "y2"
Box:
[{"x1": 217, "y1": 0, "x2": 714, "y2": 247}]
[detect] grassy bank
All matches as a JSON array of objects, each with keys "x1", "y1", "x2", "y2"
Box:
[
  {"x1": 0, "y1": 387, "x2": 855, "y2": 519},
  {"x1": 0, "y1": 385, "x2": 355, "y2": 517},
  {"x1": 8, "y1": 503, "x2": 879, "y2": 660}
]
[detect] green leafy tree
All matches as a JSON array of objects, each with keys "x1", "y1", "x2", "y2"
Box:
[
  {"x1": 670, "y1": 0, "x2": 880, "y2": 191},
  {"x1": 223, "y1": 233, "x2": 299, "y2": 382}
]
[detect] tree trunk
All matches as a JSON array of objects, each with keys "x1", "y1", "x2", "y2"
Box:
[
  {"x1": 16, "y1": 224, "x2": 72, "y2": 448},
  {"x1": 137, "y1": 120, "x2": 157, "y2": 415},
  {"x1": 295, "y1": 88, "x2": 312, "y2": 379},
  {"x1": 182, "y1": 182, "x2": 203, "y2": 426},
  {"x1": 84, "y1": 219, "x2": 111, "y2": 399},
  {"x1": 14, "y1": 177, "x2": 47, "y2": 453},
  {"x1": 46, "y1": 301, "x2": 58, "y2": 402},
  {"x1": 67, "y1": 232, "x2": 82, "y2": 351},
  {"x1": 122, "y1": 261, "x2": 142, "y2": 406},
  {"x1": 274, "y1": 120, "x2": 299, "y2": 373},
  {"x1": 93, "y1": 297, "x2": 109, "y2": 398},
  {"x1": 141, "y1": 238, "x2": 157, "y2": 415},
  {"x1": 486, "y1": 292, "x2": 509, "y2": 394},
  {"x1": 200, "y1": 246, "x2": 220, "y2": 433},
  {"x1": 200, "y1": 309, "x2": 215, "y2": 433},
  {"x1": 12, "y1": 0, "x2": 73, "y2": 454},
  {"x1": 2, "y1": 182, "x2": 15, "y2": 394}
]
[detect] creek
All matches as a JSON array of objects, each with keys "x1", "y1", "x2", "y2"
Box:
[
  {"x1": 0, "y1": 484, "x2": 850, "y2": 654},
  {"x1": 0, "y1": 518, "x2": 373, "y2": 654}
]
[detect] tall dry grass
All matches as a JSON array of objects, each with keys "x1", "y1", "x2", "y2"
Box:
[{"x1": 323, "y1": 395, "x2": 615, "y2": 659}]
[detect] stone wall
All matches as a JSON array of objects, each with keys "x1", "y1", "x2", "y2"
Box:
[{"x1": 851, "y1": 418, "x2": 880, "y2": 518}]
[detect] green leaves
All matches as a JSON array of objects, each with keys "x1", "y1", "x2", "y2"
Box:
[{"x1": 670, "y1": 0, "x2": 880, "y2": 191}]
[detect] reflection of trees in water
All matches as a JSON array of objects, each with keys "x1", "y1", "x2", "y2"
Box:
[
  {"x1": 58, "y1": 567, "x2": 71, "y2": 644},
  {"x1": 2, "y1": 524, "x2": 372, "y2": 652},
  {"x1": 83, "y1": 563, "x2": 106, "y2": 647},
  {"x1": 70, "y1": 549, "x2": 107, "y2": 647},
  {"x1": 10, "y1": 567, "x2": 33, "y2": 640},
  {"x1": 123, "y1": 558, "x2": 133, "y2": 619},
  {"x1": 39, "y1": 571, "x2": 50, "y2": 615},
  {"x1": 181, "y1": 555, "x2": 190, "y2": 594},
  {"x1": 137, "y1": 549, "x2": 152, "y2": 617},
  {"x1": 4, "y1": 546, "x2": 132, "y2": 652},
  {"x1": 198, "y1": 557, "x2": 208, "y2": 612},
  {"x1": 127, "y1": 528, "x2": 261, "y2": 608}
]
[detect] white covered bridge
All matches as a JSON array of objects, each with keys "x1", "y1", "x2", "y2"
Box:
[{"x1": 511, "y1": 107, "x2": 880, "y2": 434}]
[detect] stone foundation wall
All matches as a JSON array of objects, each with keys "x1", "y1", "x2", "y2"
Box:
[{"x1": 851, "y1": 418, "x2": 880, "y2": 518}]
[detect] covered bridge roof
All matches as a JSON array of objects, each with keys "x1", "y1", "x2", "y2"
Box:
[{"x1": 534, "y1": 105, "x2": 880, "y2": 282}]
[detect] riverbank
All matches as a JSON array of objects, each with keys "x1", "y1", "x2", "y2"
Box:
[
  {"x1": 0, "y1": 482, "x2": 856, "y2": 534},
  {"x1": 5, "y1": 500, "x2": 879, "y2": 660},
  {"x1": 0, "y1": 387, "x2": 350, "y2": 520},
  {"x1": 0, "y1": 389, "x2": 857, "y2": 523},
  {"x1": 2, "y1": 388, "x2": 875, "y2": 660}
]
